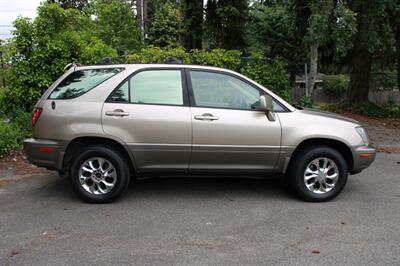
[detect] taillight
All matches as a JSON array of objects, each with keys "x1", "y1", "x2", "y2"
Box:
[{"x1": 32, "y1": 107, "x2": 43, "y2": 127}]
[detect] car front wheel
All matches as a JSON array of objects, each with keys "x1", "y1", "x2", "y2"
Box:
[{"x1": 289, "y1": 145, "x2": 348, "y2": 202}]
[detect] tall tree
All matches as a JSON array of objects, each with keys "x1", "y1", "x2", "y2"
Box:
[
  {"x1": 247, "y1": 0, "x2": 309, "y2": 97},
  {"x1": 387, "y1": 0, "x2": 400, "y2": 89},
  {"x1": 182, "y1": 0, "x2": 203, "y2": 50},
  {"x1": 91, "y1": 0, "x2": 142, "y2": 55},
  {"x1": 290, "y1": 0, "x2": 310, "y2": 97},
  {"x1": 347, "y1": 0, "x2": 388, "y2": 102},
  {"x1": 148, "y1": 1, "x2": 182, "y2": 48},
  {"x1": 395, "y1": 20, "x2": 400, "y2": 90},
  {"x1": 248, "y1": 0, "x2": 356, "y2": 100},
  {"x1": 204, "y1": 0, "x2": 249, "y2": 50},
  {"x1": 47, "y1": 0, "x2": 89, "y2": 9},
  {"x1": 204, "y1": 0, "x2": 219, "y2": 49},
  {"x1": 305, "y1": 0, "x2": 333, "y2": 96},
  {"x1": 304, "y1": 0, "x2": 356, "y2": 97},
  {"x1": 216, "y1": 0, "x2": 249, "y2": 50}
]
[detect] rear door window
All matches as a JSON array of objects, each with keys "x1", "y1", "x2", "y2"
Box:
[
  {"x1": 109, "y1": 70, "x2": 184, "y2": 106},
  {"x1": 49, "y1": 68, "x2": 123, "y2": 99}
]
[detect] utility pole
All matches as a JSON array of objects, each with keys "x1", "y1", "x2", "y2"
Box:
[
  {"x1": 0, "y1": 42, "x2": 5, "y2": 87},
  {"x1": 304, "y1": 63, "x2": 308, "y2": 97},
  {"x1": 137, "y1": 0, "x2": 148, "y2": 44}
]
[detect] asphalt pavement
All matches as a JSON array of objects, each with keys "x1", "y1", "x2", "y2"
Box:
[{"x1": 0, "y1": 153, "x2": 399, "y2": 265}]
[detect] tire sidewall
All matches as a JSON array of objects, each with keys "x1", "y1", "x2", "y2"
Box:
[
  {"x1": 70, "y1": 146, "x2": 130, "y2": 203},
  {"x1": 292, "y1": 146, "x2": 348, "y2": 202}
]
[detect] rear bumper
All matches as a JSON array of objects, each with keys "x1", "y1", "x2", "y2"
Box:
[
  {"x1": 23, "y1": 138, "x2": 67, "y2": 170},
  {"x1": 351, "y1": 145, "x2": 376, "y2": 174}
]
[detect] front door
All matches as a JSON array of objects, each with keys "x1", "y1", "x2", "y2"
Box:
[
  {"x1": 187, "y1": 70, "x2": 282, "y2": 171},
  {"x1": 102, "y1": 69, "x2": 191, "y2": 171}
]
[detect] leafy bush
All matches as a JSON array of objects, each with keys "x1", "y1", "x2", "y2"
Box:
[
  {"x1": 5, "y1": 3, "x2": 121, "y2": 112},
  {"x1": 0, "y1": 110, "x2": 31, "y2": 155},
  {"x1": 127, "y1": 46, "x2": 187, "y2": 63},
  {"x1": 239, "y1": 53, "x2": 289, "y2": 100},
  {"x1": 321, "y1": 100, "x2": 400, "y2": 118},
  {"x1": 350, "y1": 101, "x2": 400, "y2": 118},
  {"x1": 323, "y1": 74, "x2": 349, "y2": 94},
  {"x1": 298, "y1": 96, "x2": 314, "y2": 108},
  {"x1": 187, "y1": 49, "x2": 242, "y2": 70},
  {"x1": 370, "y1": 70, "x2": 398, "y2": 90}
]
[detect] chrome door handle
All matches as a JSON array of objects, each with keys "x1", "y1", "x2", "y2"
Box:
[
  {"x1": 194, "y1": 113, "x2": 219, "y2": 121},
  {"x1": 105, "y1": 109, "x2": 130, "y2": 117}
]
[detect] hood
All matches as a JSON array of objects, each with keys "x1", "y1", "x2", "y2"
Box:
[{"x1": 298, "y1": 108, "x2": 360, "y2": 125}]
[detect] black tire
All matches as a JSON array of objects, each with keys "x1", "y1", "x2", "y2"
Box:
[
  {"x1": 289, "y1": 145, "x2": 348, "y2": 202},
  {"x1": 70, "y1": 145, "x2": 130, "y2": 203}
]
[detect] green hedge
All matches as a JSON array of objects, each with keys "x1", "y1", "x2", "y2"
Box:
[
  {"x1": 323, "y1": 74, "x2": 349, "y2": 95},
  {"x1": 321, "y1": 100, "x2": 400, "y2": 118},
  {"x1": 0, "y1": 109, "x2": 31, "y2": 155}
]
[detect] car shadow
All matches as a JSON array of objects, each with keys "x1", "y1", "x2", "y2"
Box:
[
  {"x1": 124, "y1": 176, "x2": 293, "y2": 201},
  {"x1": 40, "y1": 175, "x2": 295, "y2": 203}
]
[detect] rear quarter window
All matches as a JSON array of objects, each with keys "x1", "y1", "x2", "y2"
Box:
[{"x1": 49, "y1": 68, "x2": 124, "y2": 99}]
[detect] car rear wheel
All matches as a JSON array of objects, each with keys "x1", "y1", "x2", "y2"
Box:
[
  {"x1": 289, "y1": 146, "x2": 348, "y2": 202},
  {"x1": 70, "y1": 145, "x2": 130, "y2": 203}
]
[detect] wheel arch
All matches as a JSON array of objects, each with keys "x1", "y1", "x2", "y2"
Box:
[
  {"x1": 61, "y1": 136, "x2": 136, "y2": 176},
  {"x1": 286, "y1": 138, "x2": 354, "y2": 174}
]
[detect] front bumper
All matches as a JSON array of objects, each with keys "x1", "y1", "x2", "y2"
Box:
[
  {"x1": 23, "y1": 138, "x2": 67, "y2": 170},
  {"x1": 351, "y1": 145, "x2": 376, "y2": 174}
]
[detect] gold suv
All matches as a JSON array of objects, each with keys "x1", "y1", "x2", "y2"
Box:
[{"x1": 24, "y1": 64, "x2": 376, "y2": 203}]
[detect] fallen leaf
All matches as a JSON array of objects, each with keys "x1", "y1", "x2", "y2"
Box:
[
  {"x1": 10, "y1": 249, "x2": 19, "y2": 256},
  {"x1": 311, "y1": 249, "x2": 321, "y2": 254}
]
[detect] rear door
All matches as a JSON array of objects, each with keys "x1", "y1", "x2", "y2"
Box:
[
  {"x1": 102, "y1": 68, "x2": 191, "y2": 171},
  {"x1": 187, "y1": 69, "x2": 282, "y2": 171}
]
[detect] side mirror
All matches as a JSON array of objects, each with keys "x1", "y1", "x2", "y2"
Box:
[{"x1": 260, "y1": 95, "x2": 276, "y2": 121}]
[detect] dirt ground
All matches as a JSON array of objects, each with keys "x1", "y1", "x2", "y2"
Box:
[
  {"x1": 340, "y1": 112, "x2": 400, "y2": 153},
  {"x1": 0, "y1": 112, "x2": 399, "y2": 178}
]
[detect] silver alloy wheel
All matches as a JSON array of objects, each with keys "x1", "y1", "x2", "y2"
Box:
[
  {"x1": 304, "y1": 157, "x2": 339, "y2": 194},
  {"x1": 78, "y1": 157, "x2": 117, "y2": 195}
]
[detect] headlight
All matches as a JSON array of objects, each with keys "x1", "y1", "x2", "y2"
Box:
[{"x1": 355, "y1": 126, "x2": 369, "y2": 146}]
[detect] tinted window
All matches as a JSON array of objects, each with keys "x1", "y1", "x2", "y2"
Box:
[
  {"x1": 109, "y1": 70, "x2": 184, "y2": 106},
  {"x1": 130, "y1": 70, "x2": 183, "y2": 105},
  {"x1": 49, "y1": 68, "x2": 123, "y2": 99},
  {"x1": 190, "y1": 71, "x2": 260, "y2": 110},
  {"x1": 273, "y1": 101, "x2": 285, "y2": 112},
  {"x1": 110, "y1": 80, "x2": 129, "y2": 102}
]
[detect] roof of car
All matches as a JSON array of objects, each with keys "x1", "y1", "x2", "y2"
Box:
[
  {"x1": 72, "y1": 63, "x2": 295, "y2": 112},
  {"x1": 76, "y1": 63, "x2": 231, "y2": 72}
]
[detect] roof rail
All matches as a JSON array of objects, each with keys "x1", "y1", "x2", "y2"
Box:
[
  {"x1": 94, "y1": 55, "x2": 183, "y2": 65},
  {"x1": 164, "y1": 57, "x2": 182, "y2": 64},
  {"x1": 63, "y1": 62, "x2": 77, "y2": 71},
  {"x1": 96, "y1": 57, "x2": 113, "y2": 65}
]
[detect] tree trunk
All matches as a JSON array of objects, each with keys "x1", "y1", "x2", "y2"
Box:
[
  {"x1": 308, "y1": 44, "x2": 318, "y2": 97},
  {"x1": 348, "y1": 50, "x2": 371, "y2": 102},
  {"x1": 396, "y1": 24, "x2": 400, "y2": 90},
  {"x1": 290, "y1": 71, "x2": 296, "y2": 103},
  {"x1": 347, "y1": 1, "x2": 371, "y2": 103}
]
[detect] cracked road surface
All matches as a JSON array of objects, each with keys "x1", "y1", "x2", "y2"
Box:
[{"x1": 0, "y1": 153, "x2": 399, "y2": 265}]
